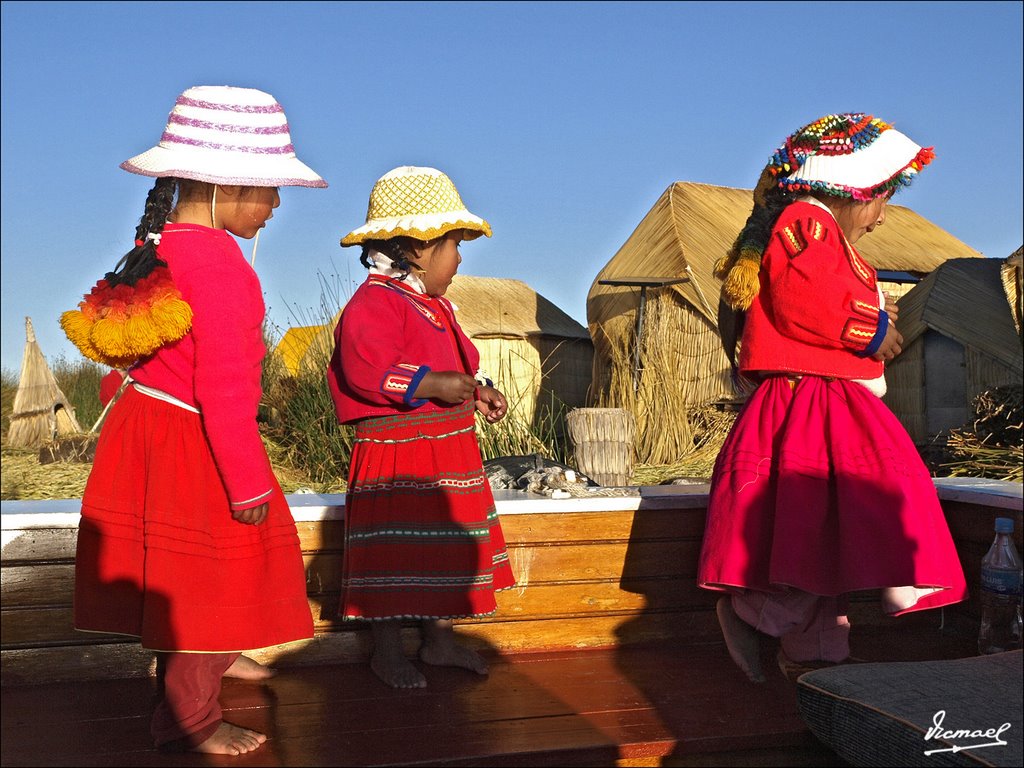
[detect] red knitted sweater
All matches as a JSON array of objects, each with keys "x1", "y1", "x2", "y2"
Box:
[
  {"x1": 328, "y1": 274, "x2": 481, "y2": 424},
  {"x1": 740, "y1": 201, "x2": 888, "y2": 380},
  {"x1": 130, "y1": 223, "x2": 275, "y2": 510}
]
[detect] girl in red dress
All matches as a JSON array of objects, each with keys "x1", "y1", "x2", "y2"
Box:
[
  {"x1": 699, "y1": 114, "x2": 967, "y2": 683},
  {"x1": 328, "y1": 166, "x2": 515, "y2": 689},
  {"x1": 62, "y1": 85, "x2": 327, "y2": 754}
]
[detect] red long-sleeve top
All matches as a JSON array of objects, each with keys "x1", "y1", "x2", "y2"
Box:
[
  {"x1": 328, "y1": 274, "x2": 481, "y2": 424},
  {"x1": 740, "y1": 201, "x2": 888, "y2": 380},
  {"x1": 130, "y1": 223, "x2": 275, "y2": 510}
]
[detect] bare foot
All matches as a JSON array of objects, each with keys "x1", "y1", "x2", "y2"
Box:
[
  {"x1": 419, "y1": 642, "x2": 489, "y2": 675},
  {"x1": 370, "y1": 649, "x2": 427, "y2": 689},
  {"x1": 716, "y1": 597, "x2": 765, "y2": 683},
  {"x1": 224, "y1": 654, "x2": 277, "y2": 680},
  {"x1": 880, "y1": 586, "x2": 943, "y2": 615},
  {"x1": 419, "y1": 619, "x2": 488, "y2": 676},
  {"x1": 371, "y1": 620, "x2": 426, "y2": 689},
  {"x1": 192, "y1": 721, "x2": 267, "y2": 756}
]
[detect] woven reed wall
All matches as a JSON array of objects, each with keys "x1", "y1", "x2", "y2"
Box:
[
  {"x1": 474, "y1": 336, "x2": 593, "y2": 425},
  {"x1": 878, "y1": 280, "x2": 917, "y2": 303},
  {"x1": 592, "y1": 292, "x2": 732, "y2": 465},
  {"x1": 966, "y1": 347, "x2": 1024, "y2": 402},
  {"x1": 276, "y1": 325, "x2": 327, "y2": 376},
  {"x1": 535, "y1": 337, "x2": 594, "y2": 410},
  {"x1": 882, "y1": 340, "x2": 926, "y2": 443},
  {"x1": 884, "y1": 338, "x2": 1023, "y2": 445}
]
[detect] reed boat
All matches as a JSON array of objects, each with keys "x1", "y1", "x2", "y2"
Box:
[{"x1": 2, "y1": 478, "x2": 1021, "y2": 767}]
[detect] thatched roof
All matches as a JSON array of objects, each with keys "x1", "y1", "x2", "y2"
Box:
[
  {"x1": 446, "y1": 275, "x2": 589, "y2": 340},
  {"x1": 1002, "y1": 246, "x2": 1023, "y2": 336},
  {"x1": 896, "y1": 256, "x2": 1023, "y2": 372},
  {"x1": 588, "y1": 182, "x2": 984, "y2": 328},
  {"x1": 8, "y1": 317, "x2": 82, "y2": 448},
  {"x1": 276, "y1": 324, "x2": 328, "y2": 376}
]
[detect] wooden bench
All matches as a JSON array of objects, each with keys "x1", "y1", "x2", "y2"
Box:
[
  {"x1": 1, "y1": 479, "x2": 1019, "y2": 766},
  {"x1": 3, "y1": 479, "x2": 1019, "y2": 685}
]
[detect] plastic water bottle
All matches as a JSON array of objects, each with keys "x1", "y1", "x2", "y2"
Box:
[{"x1": 978, "y1": 517, "x2": 1023, "y2": 655}]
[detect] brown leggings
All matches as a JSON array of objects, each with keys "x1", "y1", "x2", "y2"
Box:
[{"x1": 151, "y1": 651, "x2": 240, "y2": 750}]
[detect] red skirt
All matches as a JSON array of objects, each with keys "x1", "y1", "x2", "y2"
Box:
[
  {"x1": 74, "y1": 386, "x2": 314, "y2": 651},
  {"x1": 698, "y1": 376, "x2": 967, "y2": 614},
  {"x1": 341, "y1": 402, "x2": 515, "y2": 620}
]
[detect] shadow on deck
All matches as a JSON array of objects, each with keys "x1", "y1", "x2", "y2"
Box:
[
  {"x1": 0, "y1": 620, "x2": 978, "y2": 766},
  {"x1": 0, "y1": 481, "x2": 1017, "y2": 766}
]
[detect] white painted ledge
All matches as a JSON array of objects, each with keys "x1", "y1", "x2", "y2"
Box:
[
  {"x1": 932, "y1": 477, "x2": 1023, "y2": 510},
  {"x1": 1, "y1": 479, "x2": 1020, "y2": 532}
]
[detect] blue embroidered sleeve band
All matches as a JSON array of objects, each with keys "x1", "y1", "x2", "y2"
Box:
[
  {"x1": 403, "y1": 365, "x2": 431, "y2": 407},
  {"x1": 858, "y1": 309, "x2": 890, "y2": 358}
]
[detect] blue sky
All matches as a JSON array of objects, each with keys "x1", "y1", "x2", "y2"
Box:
[{"x1": 2, "y1": 1, "x2": 1022, "y2": 374}]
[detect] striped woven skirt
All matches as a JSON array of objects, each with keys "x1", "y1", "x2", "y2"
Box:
[
  {"x1": 73, "y1": 386, "x2": 314, "y2": 652},
  {"x1": 341, "y1": 402, "x2": 515, "y2": 620},
  {"x1": 698, "y1": 376, "x2": 967, "y2": 614}
]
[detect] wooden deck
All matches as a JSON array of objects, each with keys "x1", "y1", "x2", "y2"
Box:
[
  {"x1": 1, "y1": 479, "x2": 1019, "y2": 766},
  {"x1": 0, "y1": 624, "x2": 977, "y2": 767}
]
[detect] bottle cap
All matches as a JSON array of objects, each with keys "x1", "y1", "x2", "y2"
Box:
[{"x1": 995, "y1": 517, "x2": 1015, "y2": 533}]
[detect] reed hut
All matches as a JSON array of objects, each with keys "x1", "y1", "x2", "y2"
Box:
[
  {"x1": 7, "y1": 317, "x2": 82, "y2": 449},
  {"x1": 274, "y1": 275, "x2": 593, "y2": 425},
  {"x1": 275, "y1": 318, "x2": 340, "y2": 377},
  {"x1": 587, "y1": 181, "x2": 983, "y2": 465},
  {"x1": 885, "y1": 251, "x2": 1024, "y2": 444},
  {"x1": 1003, "y1": 246, "x2": 1023, "y2": 336}
]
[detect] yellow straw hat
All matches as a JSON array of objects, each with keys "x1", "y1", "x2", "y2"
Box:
[{"x1": 341, "y1": 166, "x2": 491, "y2": 246}]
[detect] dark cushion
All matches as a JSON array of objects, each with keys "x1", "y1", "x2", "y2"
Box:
[{"x1": 796, "y1": 651, "x2": 1022, "y2": 767}]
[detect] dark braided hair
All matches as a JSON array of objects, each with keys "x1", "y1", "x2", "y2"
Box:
[
  {"x1": 729, "y1": 186, "x2": 798, "y2": 267},
  {"x1": 359, "y1": 237, "x2": 423, "y2": 281},
  {"x1": 715, "y1": 169, "x2": 799, "y2": 367},
  {"x1": 105, "y1": 177, "x2": 177, "y2": 287}
]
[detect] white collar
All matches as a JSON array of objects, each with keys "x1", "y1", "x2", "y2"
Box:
[
  {"x1": 796, "y1": 195, "x2": 837, "y2": 222},
  {"x1": 367, "y1": 249, "x2": 427, "y2": 294}
]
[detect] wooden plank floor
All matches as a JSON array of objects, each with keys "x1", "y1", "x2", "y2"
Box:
[{"x1": 1, "y1": 625, "x2": 976, "y2": 768}]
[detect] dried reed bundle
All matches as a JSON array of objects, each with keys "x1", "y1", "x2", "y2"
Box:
[
  {"x1": 566, "y1": 407, "x2": 636, "y2": 486},
  {"x1": 8, "y1": 319, "x2": 82, "y2": 449},
  {"x1": 1, "y1": 447, "x2": 91, "y2": 500},
  {"x1": 630, "y1": 404, "x2": 736, "y2": 484},
  {"x1": 943, "y1": 384, "x2": 1023, "y2": 481},
  {"x1": 38, "y1": 434, "x2": 97, "y2": 464},
  {"x1": 592, "y1": 291, "x2": 735, "y2": 465}
]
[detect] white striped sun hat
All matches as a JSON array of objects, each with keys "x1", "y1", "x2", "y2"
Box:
[
  {"x1": 341, "y1": 166, "x2": 490, "y2": 246},
  {"x1": 120, "y1": 85, "x2": 327, "y2": 188}
]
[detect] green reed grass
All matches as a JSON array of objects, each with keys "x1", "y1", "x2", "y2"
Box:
[
  {"x1": 1, "y1": 367, "x2": 17, "y2": 436},
  {"x1": 51, "y1": 356, "x2": 106, "y2": 430}
]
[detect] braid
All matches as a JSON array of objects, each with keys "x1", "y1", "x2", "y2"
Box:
[
  {"x1": 60, "y1": 176, "x2": 191, "y2": 368},
  {"x1": 715, "y1": 169, "x2": 797, "y2": 366},
  {"x1": 730, "y1": 186, "x2": 795, "y2": 267},
  {"x1": 106, "y1": 177, "x2": 177, "y2": 287},
  {"x1": 134, "y1": 177, "x2": 176, "y2": 243},
  {"x1": 359, "y1": 238, "x2": 418, "y2": 281},
  {"x1": 714, "y1": 168, "x2": 797, "y2": 311}
]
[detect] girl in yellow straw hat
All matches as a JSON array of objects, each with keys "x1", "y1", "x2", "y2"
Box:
[{"x1": 328, "y1": 166, "x2": 515, "y2": 688}]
